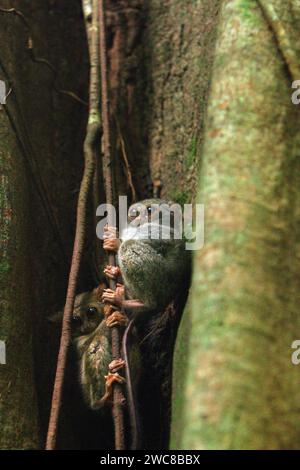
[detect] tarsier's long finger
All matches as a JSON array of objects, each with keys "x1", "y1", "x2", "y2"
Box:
[
  {"x1": 106, "y1": 372, "x2": 126, "y2": 385},
  {"x1": 109, "y1": 359, "x2": 126, "y2": 373},
  {"x1": 103, "y1": 239, "x2": 120, "y2": 252},
  {"x1": 102, "y1": 294, "x2": 115, "y2": 302},
  {"x1": 103, "y1": 238, "x2": 116, "y2": 247},
  {"x1": 103, "y1": 267, "x2": 114, "y2": 279},
  {"x1": 103, "y1": 265, "x2": 120, "y2": 280},
  {"x1": 103, "y1": 272, "x2": 115, "y2": 280},
  {"x1": 99, "y1": 372, "x2": 126, "y2": 405},
  {"x1": 103, "y1": 233, "x2": 116, "y2": 240},
  {"x1": 102, "y1": 295, "x2": 118, "y2": 305},
  {"x1": 106, "y1": 311, "x2": 128, "y2": 328},
  {"x1": 102, "y1": 290, "x2": 115, "y2": 299},
  {"x1": 103, "y1": 226, "x2": 118, "y2": 238},
  {"x1": 102, "y1": 292, "x2": 109, "y2": 298}
]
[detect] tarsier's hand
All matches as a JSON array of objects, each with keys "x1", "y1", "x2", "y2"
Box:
[
  {"x1": 103, "y1": 265, "x2": 121, "y2": 280},
  {"x1": 105, "y1": 310, "x2": 128, "y2": 328},
  {"x1": 100, "y1": 372, "x2": 126, "y2": 405},
  {"x1": 103, "y1": 225, "x2": 121, "y2": 252},
  {"x1": 102, "y1": 283, "x2": 125, "y2": 307}
]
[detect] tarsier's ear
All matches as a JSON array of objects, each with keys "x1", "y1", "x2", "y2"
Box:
[
  {"x1": 47, "y1": 310, "x2": 63, "y2": 324},
  {"x1": 94, "y1": 282, "x2": 107, "y2": 301}
]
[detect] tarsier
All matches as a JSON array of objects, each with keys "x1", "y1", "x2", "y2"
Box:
[
  {"x1": 72, "y1": 198, "x2": 190, "y2": 448},
  {"x1": 102, "y1": 198, "x2": 189, "y2": 314},
  {"x1": 71, "y1": 287, "x2": 120, "y2": 410},
  {"x1": 71, "y1": 286, "x2": 139, "y2": 410}
]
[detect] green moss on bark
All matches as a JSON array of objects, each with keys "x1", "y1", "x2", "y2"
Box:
[
  {"x1": 172, "y1": 0, "x2": 300, "y2": 450},
  {"x1": 140, "y1": 0, "x2": 221, "y2": 201}
]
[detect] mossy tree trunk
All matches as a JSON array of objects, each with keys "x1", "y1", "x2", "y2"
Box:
[
  {"x1": 0, "y1": 0, "x2": 88, "y2": 448},
  {"x1": 171, "y1": 0, "x2": 300, "y2": 449}
]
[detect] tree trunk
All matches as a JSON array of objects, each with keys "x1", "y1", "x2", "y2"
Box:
[
  {"x1": 0, "y1": 0, "x2": 89, "y2": 448},
  {"x1": 171, "y1": 0, "x2": 300, "y2": 449},
  {"x1": 0, "y1": 70, "x2": 39, "y2": 450}
]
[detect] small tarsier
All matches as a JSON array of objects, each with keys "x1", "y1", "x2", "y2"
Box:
[
  {"x1": 102, "y1": 198, "x2": 190, "y2": 316},
  {"x1": 71, "y1": 287, "x2": 119, "y2": 410},
  {"x1": 71, "y1": 286, "x2": 139, "y2": 410}
]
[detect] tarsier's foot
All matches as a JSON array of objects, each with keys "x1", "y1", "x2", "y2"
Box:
[
  {"x1": 103, "y1": 225, "x2": 121, "y2": 253},
  {"x1": 102, "y1": 283, "x2": 125, "y2": 307},
  {"x1": 109, "y1": 358, "x2": 126, "y2": 373},
  {"x1": 100, "y1": 372, "x2": 126, "y2": 405},
  {"x1": 103, "y1": 265, "x2": 121, "y2": 280},
  {"x1": 105, "y1": 310, "x2": 128, "y2": 328}
]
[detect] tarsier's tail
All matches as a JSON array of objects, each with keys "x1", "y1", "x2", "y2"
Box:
[{"x1": 122, "y1": 317, "x2": 142, "y2": 450}]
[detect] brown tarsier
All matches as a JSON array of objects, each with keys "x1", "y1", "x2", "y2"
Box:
[
  {"x1": 71, "y1": 287, "x2": 112, "y2": 410},
  {"x1": 71, "y1": 287, "x2": 140, "y2": 411}
]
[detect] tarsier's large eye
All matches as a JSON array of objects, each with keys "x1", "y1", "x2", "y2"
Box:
[
  {"x1": 86, "y1": 307, "x2": 98, "y2": 317},
  {"x1": 72, "y1": 315, "x2": 82, "y2": 326},
  {"x1": 147, "y1": 206, "x2": 154, "y2": 215},
  {"x1": 130, "y1": 208, "x2": 138, "y2": 219}
]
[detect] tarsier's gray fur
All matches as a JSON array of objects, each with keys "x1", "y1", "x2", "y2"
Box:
[{"x1": 119, "y1": 199, "x2": 189, "y2": 312}]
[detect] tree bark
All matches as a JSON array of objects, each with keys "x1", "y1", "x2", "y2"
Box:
[
  {"x1": 139, "y1": 0, "x2": 221, "y2": 203},
  {"x1": 171, "y1": 0, "x2": 300, "y2": 449},
  {"x1": 131, "y1": 0, "x2": 220, "y2": 448},
  {"x1": 0, "y1": 76, "x2": 39, "y2": 450},
  {"x1": 0, "y1": 0, "x2": 88, "y2": 448}
]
